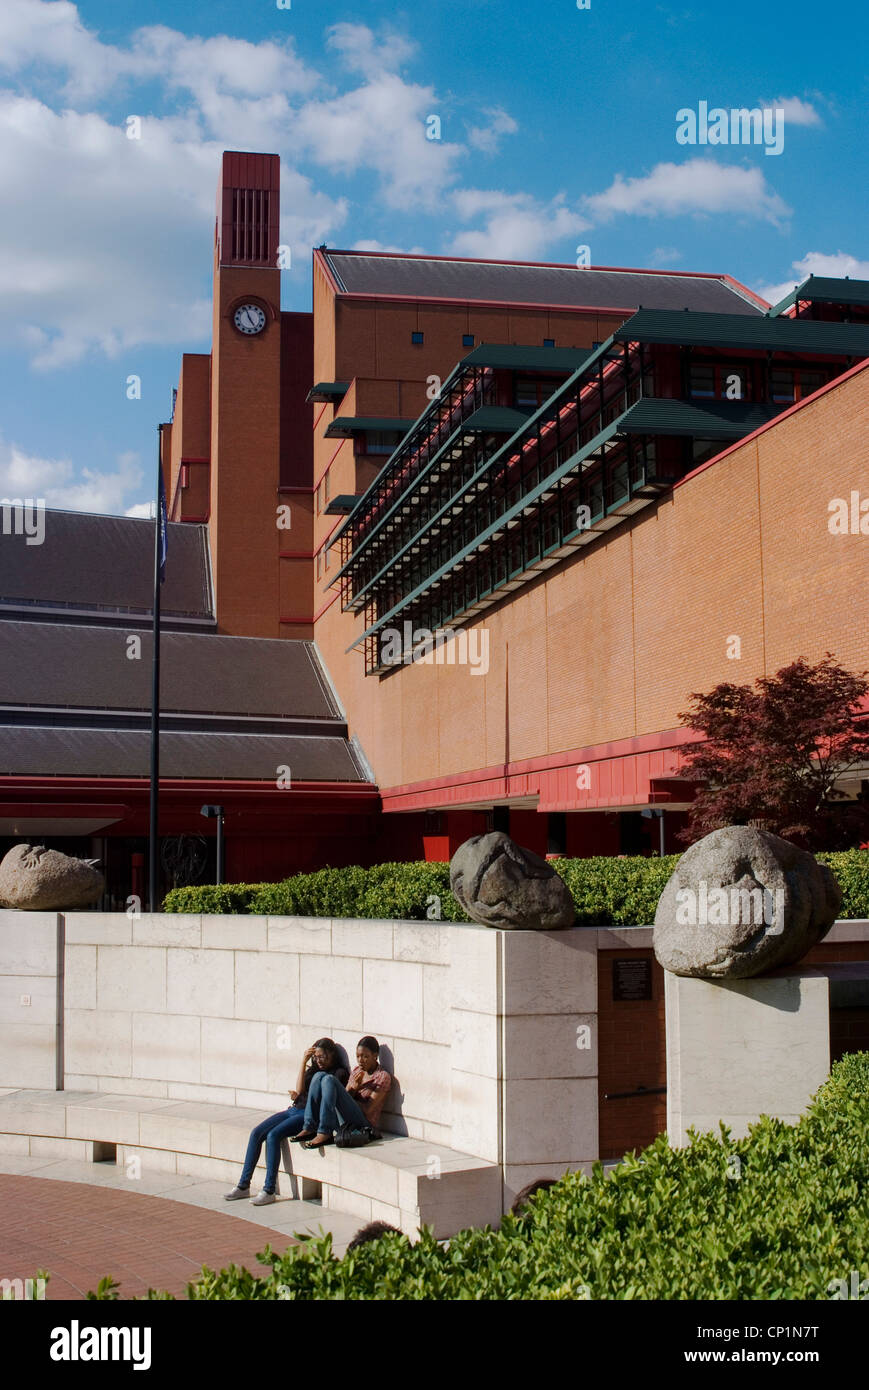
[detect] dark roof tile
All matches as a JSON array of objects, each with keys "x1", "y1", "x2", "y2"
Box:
[{"x1": 323, "y1": 253, "x2": 763, "y2": 315}]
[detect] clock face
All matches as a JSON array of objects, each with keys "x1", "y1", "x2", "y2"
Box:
[{"x1": 233, "y1": 303, "x2": 267, "y2": 335}]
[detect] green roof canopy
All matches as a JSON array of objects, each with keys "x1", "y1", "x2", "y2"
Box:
[
  {"x1": 306, "y1": 381, "x2": 350, "y2": 403},
  {"x1": 324, "y1": 495, "x2": 361, "y2": 515},
  {"x1": 614, "y1": 309, "x2": 869, "y2": 356},
  {"x1": 459, "y1": 406, "x2": 534, "y2": 433},
  {"x1": 618, "y1": 398, "x2": 782, "y2": 439},
  {"x1": 324, "y1": 416, "x2": 416, "y2": 439},
  {"x1": 767, "y1": 276, "x2": 869, "y2": 317}
]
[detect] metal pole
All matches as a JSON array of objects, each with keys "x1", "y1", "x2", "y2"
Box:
[
  {"x1": 659, "y1": 811, "x2": 665, "y2": 857},
  {"x1": 216, "y1": 813, "x2": 224, "y2": 887},
  {"x1": 148, "y1": 427, "x2": 163, "y2": 912}
]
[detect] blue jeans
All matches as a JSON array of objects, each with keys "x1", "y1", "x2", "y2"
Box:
[
  {"x1": 303, "y1": 1072, "x2": 367, "y2": 1135},
  {"x1": 239, "y1": 1107, "x2": 306, "y2": 1193}
]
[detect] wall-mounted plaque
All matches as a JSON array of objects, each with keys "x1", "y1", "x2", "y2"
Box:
[{"x1": 612, "y1": 957, "x2": 652, "y2": 1001}]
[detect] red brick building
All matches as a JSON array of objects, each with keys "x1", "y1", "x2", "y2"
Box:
[{"x1": 2, "y1": 149, "x2": 868, "y2": 895}]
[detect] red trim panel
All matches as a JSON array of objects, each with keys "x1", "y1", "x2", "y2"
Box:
[{"x1": 379, "y1": 727, "x2": 701, "y2": 813}]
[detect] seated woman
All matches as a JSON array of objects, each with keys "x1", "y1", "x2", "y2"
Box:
[
  {"x1": 225, "y1": 1037, "x2": 347, "y2": 1205},
  {"x1": 292, "y1": 1036, "x2": 391, "y2": 1149}
]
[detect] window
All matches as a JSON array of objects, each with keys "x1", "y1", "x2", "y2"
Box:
[
  {"x1": 543, "y1": 338, "x2": 555, "y2": 348},
  {"x1": 316, "y1": 549, "x2": 322, "y2": 579},
  {"x1": 324, "y1": 469, "x2": 331, "y2": 502},
  {"x1": 325, "y1": 543, "x2": 330, "y2": 571},
  {"x1": 689, "y1": 363, "x2": 750, "y2": 401},
  {"x1": 462, "y1": 334, "x2": 474, "y2": 347},
  {"x1": 515, "y1": 377, "x2": 557, "y2": 410},
  {"x1": 772, "y1": 367, "x2": 826, "y2": 403},
  {"x1": 361, "y1": 430, "x2": 402, "y2": 455},
  {"x1": 411, "y1": 331, "x2": 424, "y2": 345},
  {"x1": 688, "y1": 364, "x2": 716, "y2": 398},
  {"x1": 798, "y1": 370, "x2": 825, "y2": 399}
]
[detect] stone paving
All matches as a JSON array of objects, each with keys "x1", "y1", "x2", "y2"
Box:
[{"x1": 0, "y1": 1155, "x2": 363, "y2": 1300}]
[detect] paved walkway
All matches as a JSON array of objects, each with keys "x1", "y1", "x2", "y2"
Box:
[{"x1": 0, "y1": 1155, "x2": 362, "y2": 1300}]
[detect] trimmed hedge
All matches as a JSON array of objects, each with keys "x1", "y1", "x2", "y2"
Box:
[
  {"x1": 108, "y1": 1051, "x2": 869, "y2": 1300},
  {"x1": 162, "y1": 849, "x2": 869, "y2": 922}
]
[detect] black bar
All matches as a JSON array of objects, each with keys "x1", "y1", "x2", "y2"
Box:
[
  {"x1": 148, "y1": 427, "x2": 162, "y2": 913},
  {"x1": 604, "y1": 1085, "x2": 667, "y2": 1101},
  {"x1": 216, "y1": 813, "x2": 224, "y2": 886}
]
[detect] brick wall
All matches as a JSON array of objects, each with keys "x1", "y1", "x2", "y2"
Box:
[
  {"x1": 313, "y1": 361, "x2": 869, "y2": 809},
  {"x1": 597, "y1": 950, "x2": 667, "y2": 1160}
]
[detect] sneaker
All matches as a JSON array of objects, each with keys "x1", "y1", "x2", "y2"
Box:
[
  {"x1": 224, "y1": 1186, "x2": 251, "y2": 1201},
  {"x1": 252, "y1": 1190, "x2": 276, "y2": 1206}
]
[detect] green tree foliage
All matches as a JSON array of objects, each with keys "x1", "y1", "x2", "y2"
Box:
[{"x1": 678, "y1": 654, "x2": 869, "y2": 849}]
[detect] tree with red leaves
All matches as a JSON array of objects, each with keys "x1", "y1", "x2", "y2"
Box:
[{"x1": 677, "y1": 654, "x2": 869, "y2": 849}]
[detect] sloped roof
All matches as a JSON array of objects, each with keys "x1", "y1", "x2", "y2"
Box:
[
  {"x1": 0, "y1": 510, "x2": 213, "y2": 623},
  {"x1": 320, "y1": 252, "x2": 764, "y2": 315},
  {"x1": 0, "y1": 622, "x2": 342, "y2": 722},
  {"x1": 0, "y1": 726, "x2": 368, "y2": 782}
]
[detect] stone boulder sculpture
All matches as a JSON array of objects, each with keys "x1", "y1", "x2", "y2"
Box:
[
  {"x1": 0, "y1": 843, "x2": 104, "y2": 910},
  {"x1": 653, "y1": 825, "x2": 841, "y2": 978},
  {"x1": 450, "y1": 832, "x2": 575, "y2": 930}
]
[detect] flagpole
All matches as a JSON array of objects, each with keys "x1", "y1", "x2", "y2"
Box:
[{"x1": 148, "y1": 426, "x2": 164, "y2": 912}]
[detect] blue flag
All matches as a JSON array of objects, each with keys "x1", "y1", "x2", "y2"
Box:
[{"x1": 158, "y1": 467, "x2": 168, "y2": 585}]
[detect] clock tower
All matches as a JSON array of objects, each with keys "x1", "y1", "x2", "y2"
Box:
[{"x1": 209, "y1": 152, "x2": 283, "y2": 635}]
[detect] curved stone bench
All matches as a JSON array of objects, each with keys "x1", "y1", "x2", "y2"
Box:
[{"x1": 0, "y1": 1089, "x2": 501, "y2": 1239}]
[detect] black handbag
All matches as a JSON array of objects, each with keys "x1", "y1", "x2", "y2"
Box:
[{"x1": 335, "y1": 1123, "x2": 379, "y2": 1148}]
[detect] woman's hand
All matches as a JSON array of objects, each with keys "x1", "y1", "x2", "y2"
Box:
[{"x1": 303, "y1": 1045, "x2": 317, "y2": 1061}]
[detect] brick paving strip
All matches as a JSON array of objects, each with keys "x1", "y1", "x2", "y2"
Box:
[{"x1": 0, "y1": 1175, "x2": 297, "y2": 1300}]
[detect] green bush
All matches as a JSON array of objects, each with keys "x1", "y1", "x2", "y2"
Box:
[
  {"x1": 164, "y1": 861, "x2": 471, "y2": 921},
  {"x1": 111, "y1": 1052, "x2": 869, "y2": 1301},
  {"x1": 552, "y1": 854, "x2": 680, "y2": 925},
  {"x1": 818, "y1": 850, "x2": 869, "y2": 921},
  {"x1": 163, "y1": 849, "x2": 869, "y2": 921},
  {"x1": 162, "y1": 883, "x2": 267, "y2": 915}
]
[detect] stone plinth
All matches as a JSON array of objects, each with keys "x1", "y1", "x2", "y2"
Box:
[{"x1": 665, "y1": 968, "x2": 831, "y2": 1145}]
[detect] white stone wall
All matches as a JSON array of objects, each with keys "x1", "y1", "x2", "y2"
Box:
[
  {"x1": 6, "y1": 913, "x2": 863, "y2": 1199},
  {"x1": 61, "y1": 913, "x2": 455, "y2": 1146},
  {"x1": 0, "y1": 909, "x2": 60, "y2": 1089},
  {"x1": 665, "y1": 968, "x2": 832, "y2": 1142},
  {"x1": 0, "y1": 910, "x2": 604, "y2": 1191}
]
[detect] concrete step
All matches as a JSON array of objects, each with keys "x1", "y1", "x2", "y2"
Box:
[{"x1": 0, "y1": 1089, "x2": 501, "y2": 1238}]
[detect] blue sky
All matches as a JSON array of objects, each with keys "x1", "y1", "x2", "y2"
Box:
[{"x1": 1, "y1": 0, "x2": 866, "y2": 515}]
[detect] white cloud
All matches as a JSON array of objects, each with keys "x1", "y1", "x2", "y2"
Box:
[
  {"x1": 761, "y1": 96, "x2": 823, "y2": 127},
  {"x1": 584, "y1": 159, "x2": 791, "y2": 226},
  {"x1": 0, "y1": 435, "x2": 144, "y2": 512},
  {"x1": 755, "y1": 250, "x2": 869, "y2": 308},
  {"x1": 650, "y1": 246, "x2": 683, "y2": 265},
  {"x1": 448, "y1": 190, "x2": 591, "y2": 260},
  {"x1": 0, "y1": 7, "x2": 461, "y2": 371},
  {"x1": 325, "y1": 21, "x2": 416, "y2": 79},
  {"x1": 0, "y1": 0, "x2": 112, "y2": 101},
  {"x1": 350, "y1": 240, "x2": 428, "y2": 254},
  {"x1": 467, "y1": 108, "x2": 519, "y2": 154},
  {"x1": 293, "y1": 73, "x2": 464, "y2": 210},
  {"x1": 0, "y1": 84, "x2": 346, "y2": 369}
]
